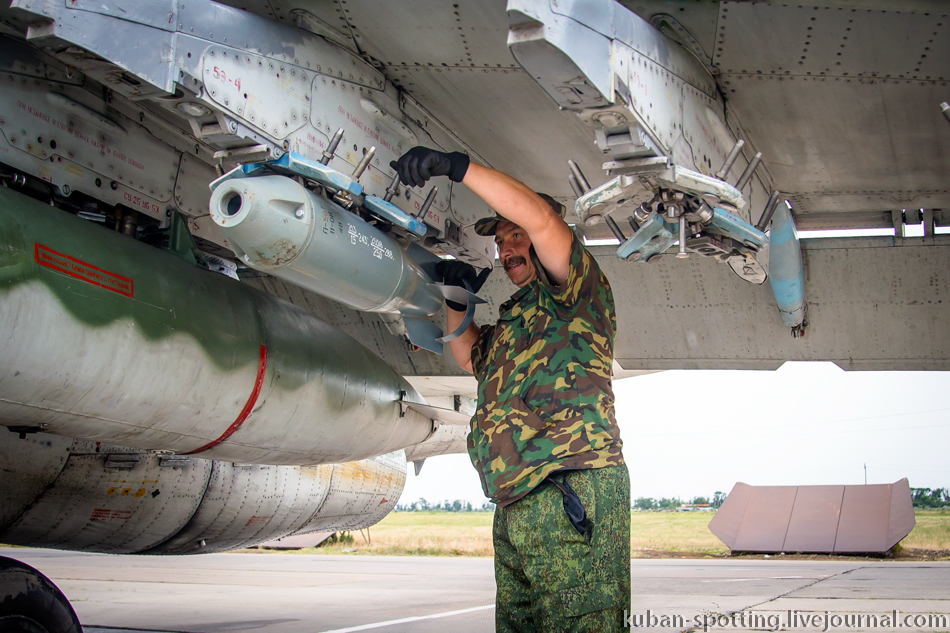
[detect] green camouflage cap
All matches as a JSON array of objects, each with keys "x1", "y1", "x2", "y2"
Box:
[{"x1": 473, "y1": 192, "x2": 566, "y2": 236}]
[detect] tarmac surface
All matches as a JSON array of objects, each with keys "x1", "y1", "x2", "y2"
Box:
[{"x1": 5, "y1": 548, "x2": 950, "y2": 632}]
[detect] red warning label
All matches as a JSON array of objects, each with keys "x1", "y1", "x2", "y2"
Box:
[
  {"x1": 90, "y1": 508, "x2": 132, "y2": 522},
  {"x1": 35, "y1": 243, "x2": 133, "y2": 298}
]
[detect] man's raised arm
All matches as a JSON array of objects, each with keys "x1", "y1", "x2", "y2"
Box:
[
  {"x1": 390, "y1": 146, "x2": 574, "y2": 286},
  {"x1": 461, "y1": 163, "x2": 573, "y2": 286},
  {"x1": 391, "y1": 146, "x2": 577, "y2": 371}
]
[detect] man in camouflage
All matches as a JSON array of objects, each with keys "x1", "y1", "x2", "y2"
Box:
[{"x1": 392, "y1": 147, "x2": 630, "y2": 632}]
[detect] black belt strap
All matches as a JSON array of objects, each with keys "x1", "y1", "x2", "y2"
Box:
[{"x1": 548, "y1": 475, "x2": 591, "y2": 543}]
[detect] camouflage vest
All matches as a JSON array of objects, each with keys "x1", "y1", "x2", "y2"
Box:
[{"x1": 468, "y1": 234, "x2": 624, "y2": 507}]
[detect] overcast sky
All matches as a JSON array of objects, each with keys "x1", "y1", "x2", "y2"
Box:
[{"x1": 399, "y1": 363, "x2": 950, "y2": 507}]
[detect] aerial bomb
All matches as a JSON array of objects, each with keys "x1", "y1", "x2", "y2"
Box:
[{"x1": 210, "y1": 175, "x2": 444, "y2": 317}]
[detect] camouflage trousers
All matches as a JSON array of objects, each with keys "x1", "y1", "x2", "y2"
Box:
[{"x1": 493, "y1": 463, "x2": 631, "y2": 632}]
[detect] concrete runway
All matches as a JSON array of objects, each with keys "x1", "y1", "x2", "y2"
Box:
[{"x1": 5, "y1": 548, "x2": 950, "y2": 632}]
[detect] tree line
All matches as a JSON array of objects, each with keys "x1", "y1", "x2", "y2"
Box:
[
  {"x1": 633, "y1": 492, "x2": 726, "y2": 510},
  {"x1": 397, "y1": 498, "x2": 496, "y2": 512},
  {"x1": 912, "y1": 487, "x2": 950, "y2": 508},
  {"x1": 396, "y1": 488, "x2": 949, "y2": 513},
  {"x1": 396, "y1": 493, "x2": 730, "y2": 512}
]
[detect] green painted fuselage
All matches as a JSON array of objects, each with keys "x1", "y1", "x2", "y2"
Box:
[{"x1": 0, "y1": 186, "x2": 433, "y2": 464}]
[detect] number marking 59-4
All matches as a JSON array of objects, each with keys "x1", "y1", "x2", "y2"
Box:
[{"x1": 213, "y1": 66, "x2": 242, "y2": 91}]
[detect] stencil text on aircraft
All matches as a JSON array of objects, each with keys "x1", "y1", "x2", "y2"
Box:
[{"x1": 35, "y1": 243, "x2": 133, "y2": 297}]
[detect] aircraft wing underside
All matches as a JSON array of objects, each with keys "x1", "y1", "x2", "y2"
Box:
[
  {"x1": 0, "y1": 0, "x2": 946, "y2": 382},
  {"x1": 196, "y1": 0, "x2": 950, "y2": 370},
  {"x1": 218, "y1": 0, "x2": 950, "y2": 227}
]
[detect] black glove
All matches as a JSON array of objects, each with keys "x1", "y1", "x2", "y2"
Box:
[
  {"x1": 436, "y1": 260, "x2": 490, "y2": 311},
  {"x1": 390, "y1": 146, "x2": 470, "y2": 188}
]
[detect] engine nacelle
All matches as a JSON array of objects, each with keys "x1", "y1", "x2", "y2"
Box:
[{"x1": 0, "y1": 432, "x2": 405, "y2": 554}]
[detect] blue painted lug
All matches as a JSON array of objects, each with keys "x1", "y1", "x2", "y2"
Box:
[
  {"x1": 615, "y1": 214, "x2": 678, "y2": 262},
  {"x1": 208, "y1": 152, "x2": 364, "y2": 197},
  {"x1": 767, "y1": 203, "x2": 805, "y2": 328},
  {"x1": 709, "y1": 208, "x2": 768, "y2": 249},
  {"x1": 365, "y1": 196, "x2": 428, "y2": 237},
  {"x1": 272, "y1": 152, "x2": 364, "y2": 196}
]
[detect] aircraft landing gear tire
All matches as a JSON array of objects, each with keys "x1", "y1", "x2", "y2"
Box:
[{"x1": 0, "y1": 556, "x2": 81, "y2": 633}]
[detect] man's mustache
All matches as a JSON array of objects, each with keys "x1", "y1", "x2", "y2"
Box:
[{"x1": 503, "y1": 256, "x2": 527, "y2": 271}]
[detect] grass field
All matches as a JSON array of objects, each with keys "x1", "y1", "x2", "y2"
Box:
[
  {"x1": 900, "y1": 509, "x2": 950, "y2": 552},
  {"x1": 628, "y1": 511, "x2": 727, "y2": 556},
  {"x1": 284, "y1": 509, "x2": 950, "y2": 558},
  {"x1": 313, "y1": 511, "x2": 494, "y2": 556}
]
